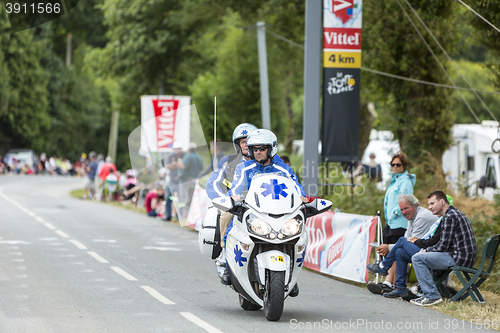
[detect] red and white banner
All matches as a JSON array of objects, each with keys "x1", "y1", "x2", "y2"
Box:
[
  {"x1": 324, "y1": 27, "x2": 361, "y2": 50},
  {"x1": 304, "y1": 211, "x2": 377, "y2": 283},
  {"x1": 140, "y1": 95, "x2": 191, "y2": 153}
]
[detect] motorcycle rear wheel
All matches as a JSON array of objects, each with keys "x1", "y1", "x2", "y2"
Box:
[
  {"x1": 239, "y1": 295, "x2": 262, "y2": 311},
  {"x1": 263, "y1": 270, "x2": 285, "y2": 321}
]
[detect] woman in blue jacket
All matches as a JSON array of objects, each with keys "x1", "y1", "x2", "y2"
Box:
[{"x1": 368, "y1": 151, "x2": 416, "y2": 295}]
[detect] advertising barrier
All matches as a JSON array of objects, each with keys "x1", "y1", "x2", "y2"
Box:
[{"x1": 304, "y1": 211, "x2": 377, "y2": 283}]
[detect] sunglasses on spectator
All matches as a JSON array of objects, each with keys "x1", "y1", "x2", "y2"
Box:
[
  {"x1": 252, "y1": 146, "x2": 268, "y2": 152},
  {"x1": 390, "y1": 163, "x2": 403, "y2": 167}
]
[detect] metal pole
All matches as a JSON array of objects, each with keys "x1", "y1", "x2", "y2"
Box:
[
  {"x1": 257, "y1": 21, "x2": 271, "y2": 130},
  {"x1": 107, "y1": 111, "x2": 120, "y2": 163},
  {"x1": 302, "y1": 0, "x2": 322, "y2": 197}
]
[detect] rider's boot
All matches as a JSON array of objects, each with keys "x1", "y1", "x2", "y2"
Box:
[{"x1": 220, "y1": 266, "x2": 231, "y2": 285}]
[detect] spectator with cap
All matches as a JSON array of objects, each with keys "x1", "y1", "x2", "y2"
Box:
[
  {"x1": 83, "y1": 152, "x2": 98, "y2": 199},
  {"x1": 365, "y1": 153, "x2": 382, "y2": 182}
]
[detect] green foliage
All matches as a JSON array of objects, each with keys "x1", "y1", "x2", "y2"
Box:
[
  {"x1": 363, "y1": 1, "x2": 458, "y2": 162},
  {"x1": 0, "y1": 15, "x2": 51, "y2": 152},
  {"x1": 466, "y1": 195, "x2": 500, "y2": 293},
  {"x1": 450, "y1": 60, "x2": 500, "y2": 123}
]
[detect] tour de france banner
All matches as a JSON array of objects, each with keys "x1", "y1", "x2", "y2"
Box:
[
  {"x1": 322, "y1": 0, "x2": 363, "y2": 162},
  {"x1": 140, "y1": 95, "x2": 191, "y2": 153},
  {"x1": 304, "y1": 211, "x2": 377, "y2": 283}
]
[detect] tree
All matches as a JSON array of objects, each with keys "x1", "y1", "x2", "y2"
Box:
[
  {"x1": 0, "y1": 14, "x2": 51, "y2": 153},
  {"x1": 363, "y1": 1, "x2": 458, "y2": 163}
]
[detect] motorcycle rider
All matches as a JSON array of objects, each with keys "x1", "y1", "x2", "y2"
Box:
[{"x1": 221, "y1": 129, "x2": 308, "y2": 288}]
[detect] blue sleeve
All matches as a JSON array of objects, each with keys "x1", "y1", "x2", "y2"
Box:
[
  {"x1": 206, "y1": 161, "x2": 229, "y2": 200},
  {"x1": 228, "y1": 162, "x2": 247, "y2": 196}
]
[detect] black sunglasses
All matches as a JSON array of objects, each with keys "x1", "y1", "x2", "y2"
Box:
[
  {"x1": 390, "y1": 163, "x2": 402, "y2": 167},
  {"x1": 252, "y1": 146, "x2": 268, "y2": 152}
]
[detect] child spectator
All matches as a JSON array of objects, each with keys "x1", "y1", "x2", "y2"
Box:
[{"x1": 104, "y1": 168, "x2": 118, "y2": 201}]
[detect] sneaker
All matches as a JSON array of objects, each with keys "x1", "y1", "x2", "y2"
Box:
[
  {"x1": 367, "y1": 282, "x2": 394, "y2": 295},
  {"x1": 383, "y1": 288, "x2": 409, "y2": 298},
  {"x1": 367, "y1": 263, "x2": 388, "y2": 276},
  {"x1": 410, "y1": 297, "x2": 442, "y2": 306},
  {"x1": 215, "y1": 249, "x2": 226, "y2": 267}
]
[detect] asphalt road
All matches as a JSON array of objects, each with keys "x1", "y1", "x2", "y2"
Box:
[{"x1": 0, "y1": 176, "x2": 489, "y2": 332}]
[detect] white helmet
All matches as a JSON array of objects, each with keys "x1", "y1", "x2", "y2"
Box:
[
  {"x1": 246, "y1": 129, "x2": 278, "y2": 162},
  {"x1": 232, "y1": 123, "x2": 258, "y2": 153}
]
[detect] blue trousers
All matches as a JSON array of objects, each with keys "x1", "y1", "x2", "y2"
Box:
[
  {"x1": 412, "y1": 251, "x2": 456, "y2": 300},
  {"x1": 381, "y1": 237, "x2": 422, "y2": 290}
]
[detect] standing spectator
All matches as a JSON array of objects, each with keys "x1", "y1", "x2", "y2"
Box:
[
  {"x1": 377, "y1": 151, "x2": 416, "y2": 293},
  {"x1": 83, "y1": 152, "x2": 98, "y2": 199},
  {"x1": 365, "y1": 153, "x2": 383, "y2": 182},
  {"x1": 177, "y1": 143, "x2": 203, "y2": 219},
  {"x1": 145, "y1": 184, "x2": 166, "y2": 217},
  {"x1": 164, "y1": 143, "x2": 184, "y2": 221},
  {"x1": 99, "y1": 156, "x2": 117, "y2": 183},
  {"x1": 93, "y1": 154, "x2": 104, "y2": 200},
  {"x1": 410, "y1": 190, "x2": 477, "y2": 306}
]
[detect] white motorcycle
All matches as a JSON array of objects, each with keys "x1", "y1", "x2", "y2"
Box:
[{"x1": 199, "y1": 173, "x2": 332, "y2": 321}]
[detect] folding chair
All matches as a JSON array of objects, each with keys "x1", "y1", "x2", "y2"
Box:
[{"x1": 447, "y1": 234, "x2": 500, "y2": 303}]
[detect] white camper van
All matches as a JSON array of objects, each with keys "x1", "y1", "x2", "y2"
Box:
[{"x1": 442, "y1": 121, "x2": 500, "y2": 200}]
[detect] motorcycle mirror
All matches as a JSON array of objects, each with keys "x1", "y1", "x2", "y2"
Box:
[
  {"x1": 301, "y1": 198, "x2": 333, "y2": 219},
  {"x1": 212, "y1": 196, "x2": 233, "y2": 212}
]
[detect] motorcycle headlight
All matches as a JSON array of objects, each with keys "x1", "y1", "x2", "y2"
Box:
[
  {"x1": 247, "y1": 215, "x2": 272, "y2": 236},
  {"x1": 281, "y1": 218, "x2": 302, "y2": 237}
]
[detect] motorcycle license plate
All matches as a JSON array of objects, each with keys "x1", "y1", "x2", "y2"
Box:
[{"x1": 271, "y1": 255, "x2": 285, "y2": 263}]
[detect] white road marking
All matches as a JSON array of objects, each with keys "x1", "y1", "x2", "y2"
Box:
[
  {"x1": 155, "y1": 241, "x2": 177, "y2": 246},
  {"x1": 140, "y1": 286, "x2": 175, "y2": 305},
  {"x1": 92, "y1": 239, "x2": 116, "y2": 243},
  {"x1": 27, "y1": 211, "x2": 36, "y2": 217},
  {"x1": 44, "y1": 223, "x2": 56, "y2": 230},
  {"x1": 55, "y1": 230, "x2": 70, "y2": 238},
  {"x1": 142, "y1": 246, "x2": 181, "y2": 252},
  {"x1": 35, "y1": 217, "x2": 45, "y2": 223},
  {"x1": 69, "y1": 239, "x2": 87, "y2": 250},
  {"x1": 87, "y1": 251, "x2": 109, "y2": 263},
  {"x1": 0, "y1": 241, "x2": 30, "y2": 245},
  {"x1": 39, "y1": 237, "x2": 58, "y2": 241},
  {"x1": 110, "y1": 266, "x2": 137, "y2": 281},
  {"x1": 180, "y1": 312, "x2": 223, "y2": 333}
]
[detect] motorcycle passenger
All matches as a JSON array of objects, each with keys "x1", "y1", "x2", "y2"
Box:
[
  {"x1": 220, "y1": 129, "x2": 308, "y2": 287},
  {"x1": 206, "y1": 123, "x2": 258, "y2": 267}
]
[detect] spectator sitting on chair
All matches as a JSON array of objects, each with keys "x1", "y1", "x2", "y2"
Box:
[
  {"x1": 367, "y1": 194, "x2": 442, "y2": 298},
  {"x1": 145, "y1": 184, "x2": 166, "y2": 218},
  {"x1": 410, "y1": 190, "x2": 477, "y2": 307}
]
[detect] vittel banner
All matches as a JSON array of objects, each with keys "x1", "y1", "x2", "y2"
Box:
[
  {"x1": 304, "y1": 211, "x2": 377, "y2": 283},
  {"x1": 322, "y1": 0, "x2": 362, "y2": 162}
]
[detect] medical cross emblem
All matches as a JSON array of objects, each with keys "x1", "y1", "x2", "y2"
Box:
[
  {"x1": 241, "y1": 129, "x2": 248, "y2": 136},
  {"x1": 261, "y1": 179, "x2": 288, "y2": 200},
  {"x1": 234, "y1": 245, "x2": 247, "y2": 267}
]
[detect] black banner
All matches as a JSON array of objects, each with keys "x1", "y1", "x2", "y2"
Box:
[{"x1": 321, "y1": 67, "x2": 360, "y2": 162}]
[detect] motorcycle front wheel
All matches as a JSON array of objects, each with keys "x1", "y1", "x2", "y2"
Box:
[{"x1": 263, "y1": 270, "x2": 285, "y2": 321}]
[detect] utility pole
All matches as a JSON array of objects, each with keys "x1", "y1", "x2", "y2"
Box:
[
  {"x1": 302, "y1": 0, "x2": 322, "y2": 197},
  {"x1": 66, "y1": 33, "x2": 72, "y2": 66},
  {"x1": 256, "y1": 21, "x2": 271, "y2": 130},
  {"x1": 107, "y1": 111, "x2": 120, "y2": 163}
]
